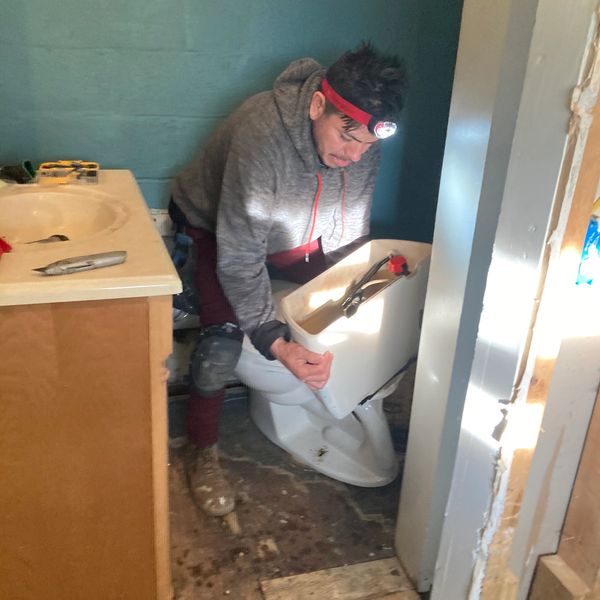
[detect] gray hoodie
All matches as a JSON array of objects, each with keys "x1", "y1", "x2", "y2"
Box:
[{"x1": 171, "y1": 58, "x2": 380, "y2": 350}]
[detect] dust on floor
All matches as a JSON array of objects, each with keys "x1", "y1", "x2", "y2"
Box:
[{"x1": 169, "y1": 365, "x2": 417, "y2": 599}]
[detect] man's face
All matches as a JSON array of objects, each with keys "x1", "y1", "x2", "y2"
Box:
[{"x1": 309, "y1": 91, "x2": 378, "y2": 169}]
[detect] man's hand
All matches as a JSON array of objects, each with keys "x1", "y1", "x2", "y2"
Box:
[{"x1": 270, "y1": 338, "x2": 333, "y2": 390}]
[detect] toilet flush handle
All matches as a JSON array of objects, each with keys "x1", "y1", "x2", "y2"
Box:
[{"x1": 388, "y1": 254, "x2": 409, "y2": 276}]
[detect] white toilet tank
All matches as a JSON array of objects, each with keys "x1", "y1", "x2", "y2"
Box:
[{"x1": 280, "y1": 239, "x2": 431, "y2": 419}]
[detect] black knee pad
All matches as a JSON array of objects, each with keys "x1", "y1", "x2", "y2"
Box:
[{"x1": 190, "y1": 323, "x2": 243, "y2": 395}]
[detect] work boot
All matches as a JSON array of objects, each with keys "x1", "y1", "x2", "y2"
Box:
[{"x1": 186, "y1": 444, "x2": 235, "y2": 517}]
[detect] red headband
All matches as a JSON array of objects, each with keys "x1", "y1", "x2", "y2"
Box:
[
  {"x1": 321, "y1": 78, "x2": 372, "y2": 128},
  {"x1": 321, "y1": 78, "x2": 397, "y2": 139}
]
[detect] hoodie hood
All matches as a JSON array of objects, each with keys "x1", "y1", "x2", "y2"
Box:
[{"x1": 273, "y1": 58, "x2": 324, "y2": 173}]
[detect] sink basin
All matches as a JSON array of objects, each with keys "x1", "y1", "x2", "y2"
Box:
[{"x1": 0, "y1": 188, "x2": 128, "y2": 246}]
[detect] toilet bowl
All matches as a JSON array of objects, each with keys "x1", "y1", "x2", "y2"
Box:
[{"x1": 234, "y1": 239, "x2": 431, "y2": 487}]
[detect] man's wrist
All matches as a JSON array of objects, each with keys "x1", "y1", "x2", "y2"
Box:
[
  {"x1": 250, "y1": 320, "x2": 291, "y2": 360},
  {"x1": 269, "y1": 336, "x2": 288, "y2": 360}
]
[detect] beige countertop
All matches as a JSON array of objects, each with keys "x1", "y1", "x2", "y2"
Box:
[{"x1": 0, "y1": 170, "x2": 181, "y2": 306}]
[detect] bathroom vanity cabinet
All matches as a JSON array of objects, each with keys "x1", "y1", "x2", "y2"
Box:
[
  {"x1": 0, "y1": 171, "x2": 181, "y2": 600},
  {"x1": 0, "y1": 296, "x2": 172, "y2": 599}
]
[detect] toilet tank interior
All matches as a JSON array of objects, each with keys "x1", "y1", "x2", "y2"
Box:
[{"x1": 280, "y1": 239, "x2": 432, "y2": 418}]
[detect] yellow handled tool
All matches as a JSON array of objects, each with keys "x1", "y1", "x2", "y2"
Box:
[{"x1": 37, "y1": 160, "x2": 100, "y2": 184}]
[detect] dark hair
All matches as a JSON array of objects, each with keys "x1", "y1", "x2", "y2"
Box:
[{"x1": 324, "y1": 41, "x2": 408, "y2": 130}]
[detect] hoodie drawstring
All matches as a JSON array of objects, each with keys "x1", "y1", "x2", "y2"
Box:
[
  {"x1": 305, "y1": 171, "x2": 346, "y2": 262},
  {"x1": 340, "y1": 169, "x2": 346, "y2": 242},
  {"x1": 305, "y1": 172, "x2": 323, "y2": 262}
]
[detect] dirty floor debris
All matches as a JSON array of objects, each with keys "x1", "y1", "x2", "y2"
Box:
[{"x1": 169, "y1": 366, "x2": 421, "y2": 599}]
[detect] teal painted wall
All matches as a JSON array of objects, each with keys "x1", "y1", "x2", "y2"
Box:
[{"x1": 0, "y1": 1, "x2": 462, "y2": 242}]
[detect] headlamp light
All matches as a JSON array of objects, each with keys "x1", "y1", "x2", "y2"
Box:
[
  {"x1": 372, "y1": 121, "x2": 397, "y2": 139},
  {"x1": 321, "y1": 79, "x2": 397, "y2": 140}
]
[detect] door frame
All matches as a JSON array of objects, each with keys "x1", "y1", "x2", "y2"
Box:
[{"x1": 395, "y1": 1, "x2": 600, "y2": 597}]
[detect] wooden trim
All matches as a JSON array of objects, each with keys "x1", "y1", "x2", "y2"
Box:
[
  {"x1": 148, "y1": 296, "x2": 173, "y2": 599},
  {"x1": 555, "y1": 384, "x2": 600, "y2": 595}
]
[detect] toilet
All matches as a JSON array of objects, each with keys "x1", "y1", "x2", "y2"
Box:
[{"x1": 234, "y1": 239, "x2": 432, "y2": 487}]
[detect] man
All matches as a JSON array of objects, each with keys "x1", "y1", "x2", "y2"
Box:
[{"x1": 170, "y1": 41, "x2": 407, "y2": 517}]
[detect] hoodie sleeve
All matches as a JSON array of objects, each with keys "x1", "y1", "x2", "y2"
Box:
[{"x1": 215, "y1": 124, "x2": 284, "y2": 353}]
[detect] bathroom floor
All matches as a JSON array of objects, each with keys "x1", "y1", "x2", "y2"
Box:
[{"x1": 168, "y1": 365, "x2": 422, "y2": 600}]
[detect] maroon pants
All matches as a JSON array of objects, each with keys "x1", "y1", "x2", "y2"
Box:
[
  {"x1": 183, "y1": 228, "x2": 329, "y2": 448},
  {"x1": 185, "y1": 227, "x2": 237, "y2": 449}
]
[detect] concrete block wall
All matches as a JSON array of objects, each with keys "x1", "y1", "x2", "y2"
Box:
[{"x1": 0, "y1": 0, "x2": 462, "y2": 242}]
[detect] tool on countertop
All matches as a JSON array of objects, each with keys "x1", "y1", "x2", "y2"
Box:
[
  {"x1": 341, "y1": 254, "x2": 409, "y2": 318},
  {"x1": 33, "y1": 250, "x2": 127, "y2": 275},
  {"x1": 37, "y1": 160, "x2": 100, "y2": 184},
  {"x1": 26, "y1": 234, "x2": 70, "y2": 244}
]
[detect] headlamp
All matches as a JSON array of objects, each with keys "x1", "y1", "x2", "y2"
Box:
[{"x1": 321, "y1": 78, "x2": 397, "y2": 140}]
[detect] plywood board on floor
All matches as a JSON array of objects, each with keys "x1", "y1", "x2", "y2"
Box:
[{"x1": 260, "y1": 557, "x2": 419, "y2": 600}]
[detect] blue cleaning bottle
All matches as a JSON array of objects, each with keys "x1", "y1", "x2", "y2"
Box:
[{"x1": 576, "y1": 198, "x2": 600, "y2": 286}]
